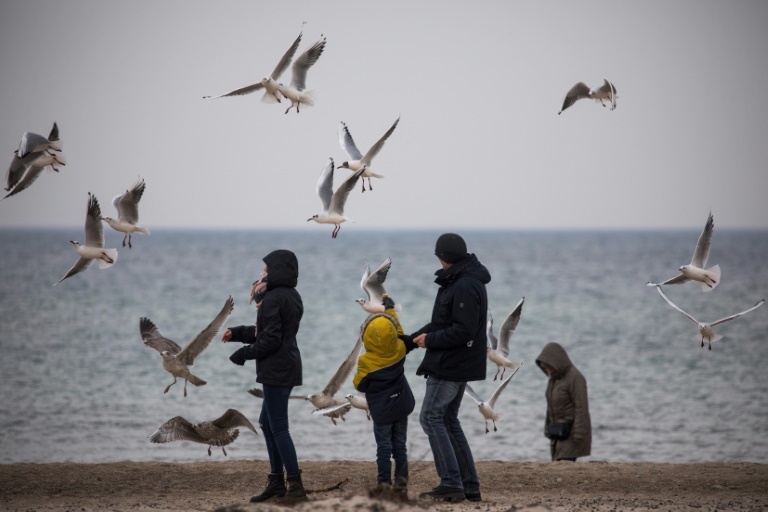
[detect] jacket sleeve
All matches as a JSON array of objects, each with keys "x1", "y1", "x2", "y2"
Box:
[
  {"x1": 226, "y1": 325, "x2": 257, "y2": 343},
  {"x1": 425, "y1": 284, "x2": 481, "y2": 350},
  {"x1": 570, "y1": 373, "x2": 590, "y2": 441},
  {"x1": 237, "y1": 296, "x2": 283, "y2": 360}
]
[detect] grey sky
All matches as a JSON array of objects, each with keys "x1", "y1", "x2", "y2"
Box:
[{"x1": 1, "y1": 1, "x2": 767, "y2": 230}]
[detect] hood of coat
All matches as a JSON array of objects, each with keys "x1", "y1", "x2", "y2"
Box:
[
  {"x1": 263, "y1": 249, "x2": 298, "y2": 290},
  {"x1": 353, "y1": 314, "x2": 405, "y2": 389},
  {"x1": 535, "y1": 342, "x2": 573, "y2": 378},
  {"x1": 434, "y1": 253, "x2": 491, "y2": 287}
]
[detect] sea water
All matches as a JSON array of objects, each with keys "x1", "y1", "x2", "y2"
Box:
[{"x1": 0, "y1": 228, "x2": 766, "y2": 464}]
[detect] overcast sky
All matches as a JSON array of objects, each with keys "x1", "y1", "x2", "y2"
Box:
[{"x1": 1, "y1": 1, "x2": 767, "y2": 230}]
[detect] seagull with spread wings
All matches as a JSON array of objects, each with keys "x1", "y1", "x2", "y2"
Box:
[
  {"x1": 338, "y1": 116, "x2": 399, "y2": 192},
  {"x1": 487, "y1": 298, "x2": 524, "y2": 381},
  {"x1": 4, "y1": 122, "x2": 66, "y2": 200},
  {"x1": 140, "y1": 296, "x2": 235, "y2": 396},
  {"x1": 150, "y1": 408, "x2": 257, "y2": 456},
  {"x1": 464, "y1": 365, "x2": 522, "y2": 433},
  {"x1": 653, "y1": 285, "x2": 764, "y2": 350},
  {"x1": 355, "y1": 257, "x2": 400, "y2": 313},
  {"x1": 102, "y1": 178, "x2": 150, "y2": 248},
  {"x1": 276, "y1": 35, "x2": 326, "y2": 114},
  {"x1": 558, "y1": 79, "x2": 618, "y2": 114},
  {"x1": 55, "y1": 193, "x2": 118, "y2": 285},
  {"x1": 307, "y1": 157, "x2": 365, "y2": 238}
]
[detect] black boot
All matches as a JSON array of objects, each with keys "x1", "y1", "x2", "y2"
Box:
[
  {"x1": 275, "y1": 470, "x2": 308, "y2": 505},
  {"x1": 250, "y1": 472, "x2": 286, "y2": 503}
]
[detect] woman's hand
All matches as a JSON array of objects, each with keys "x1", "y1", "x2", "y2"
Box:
[{"x1": 221, "y1": 329, "x2": 232, "y2": 343}]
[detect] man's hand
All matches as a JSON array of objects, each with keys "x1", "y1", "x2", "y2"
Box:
[{"x1": 413, "y1": 333, "x2": 427, "y2": 348}]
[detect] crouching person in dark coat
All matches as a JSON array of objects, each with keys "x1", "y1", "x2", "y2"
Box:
[{"x1": 353, "y1": 294, "x2": 416, "y2": 499}]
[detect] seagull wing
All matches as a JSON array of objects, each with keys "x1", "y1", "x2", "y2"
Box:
[
  {"x1": 316, "y1": 158, "x2": 334, "y2": 212},
  {"x1": 139, "y1": 317, "x2": 183, "y2": 354},
  {"x1": 463, "y1": 383, "x2": 483, "y2": 405},
  {"x1": 364, "y1": 257, "x2": 391, "y2": 305},
  {"x1": 690, "y1": 212, "x2": 714, "y2": 269},
  {"x1": 203, "y1": 82, "x2": 265, "y2": 99},
  {"x1": 17, "y1": 131, "x2": 51, "y2": 157},
  {"x1": 655, "y1": 286, "x2": 699, "y2": 325},
  {"x1": 328, "y1": 166, "x2": 365, "y2": 216},
  {"x1": 488, "y1": 364, "x2": 521, "y2": 409},
  {"x1": 338, "y1": 121, "x2": 363, "y2": 161},
  {"x1": 359, "y1": 260, "x2": 371, "y2": 300},
  {"x1": 486, "y1": 308, "x2": 498, "y2": 350},
  {"x1": 655, "y1": 273, "x2": 691, "y2": 286},
  {"x1": 710, "y1": 299, "x2": 765, "y2": 327},
  {"x1": 212, "y1": 408, "x2": 257, "y2": 434},
  {"x1": 361, "y1": 117, "x2": 399, "y2": 166},
  {"x1": 322, "y1": 337, "x2": 364, "y2": 397},
  {"x1": 84, "y1": 193, "x2": 105, "y2": 248},
  {"x1": 270, "y1": 30, "x2": 302, "y2": 80},
  {"x1": 178, "y1": 296, "x2": 235, "y2": 365},
  {"x1": 290, "y1": 36, "x2": 326, "y2": 90},
  {"x1": 497, "y1": 297, "x2": 524, "y2": 359},
  {"x1": 150, "y1": 416, "x2": 207, "y2": 444},
  {"x1": 5, "y1": 152, "x2": 28, "y2": 192},
  {"x1": 559, "y1": 82, "x2": 591, "y2": 113},
  {"x1": 312, "y1": 402, "x2": 351, "y2": 415},
  {"x1": 114, "y1": 178, "x2": 146, "y2": 224},
  {"x1": 2, "y1": 162, "x2": 44, "y2": 199},
  {"x1": 56, "y1": 257, "x2": 94, "y2": 285}
]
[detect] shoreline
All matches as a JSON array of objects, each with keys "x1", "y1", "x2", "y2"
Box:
[{"x1": 2, "y1": 460, "x2": 766, "y2": 511}]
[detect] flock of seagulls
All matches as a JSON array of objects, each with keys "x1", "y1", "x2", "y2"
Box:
[{"x1": 647, "y1": 212, "x2": 764, "y2": 349}]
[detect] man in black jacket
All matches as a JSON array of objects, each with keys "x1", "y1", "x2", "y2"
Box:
[{"x1": 411, "y1": 233, "x2": 490, "y2": 503}]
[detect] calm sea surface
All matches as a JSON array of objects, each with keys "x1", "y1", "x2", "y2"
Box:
[{"x1": 1, "y1": 228, "x2": 767, "y2": 464}]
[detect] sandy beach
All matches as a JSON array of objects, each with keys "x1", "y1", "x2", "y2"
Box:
[{"x1": 1, "y1": 460, "x2": 766, "y2": 511}]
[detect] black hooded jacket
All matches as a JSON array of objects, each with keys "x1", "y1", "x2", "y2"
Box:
[
  {"x1": 227, "y1": 249, "x2": 303, "y2": 387},
  {"x1": 411, "y1": 253, "x2": 490, "y2": 382}
]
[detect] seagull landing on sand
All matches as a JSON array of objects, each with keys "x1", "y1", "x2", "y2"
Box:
[
  {"x1": 4, "y1": 122, "x2": 66, "y2": 200},
  {"x1": 307, "y1": 157, "x2": 365, "y2": 238},
  {"x1": 203, "y1": 29, "x2": 303, "y2": 104},
  {"x1": 653, "y1": 285, "x2": 764, "y2": 350},
  {"x1": 558, "y1": 79, "x2": 618, "y2": 114},
  {"x1": 140, "y1": 296, "x2": 234, "y2": 397},
  {"x1": 102, "y1": 178, "x2": 150, "y2": 248},
  {"x1": 150, "y1": 408, "x2": 257, "y2": 456},
  {"x1": 487, "y1": 298, "x2": 524, "y2": 381},
  {"x1": 464, "y1": 365, "x2": 522, "y2": 433},
  {"x1": 276, "y1": 35, "x2": 326, "y2": 114},
  {"x1": 345, "y1": 393, "x2": 371, "y2": 420},
  {"x1": 55, "y1": 193, "x2": 118, "y2": 285},
  {"x1": 338, "y1": 117, "x2": 399, "y2": 192},
  {"x1": 355, "y1": 258, "x2": 401, "y2": 313},
  {"x1": 647, "y1": 212, "x2": 720, "y2": 292}
]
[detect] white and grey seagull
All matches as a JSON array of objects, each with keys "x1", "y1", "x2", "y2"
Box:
[
  {"x1": 4, "y1": 122, "x2": 66, "y2": 200},
  {"x1": 487, "y1": 298, "x2": 524, "y2": 381},
  {"x1": 647, "y1": 212, "x2": 720, "y2": 292},
  {"x1": 653, "y1": 285, "x2": 764, "y2": 350},
  {"x1": 55, "y1": 193, "x2": 118, "y2": 285},
  {"x1": 140, "y1": 296, "x2": 235, "y2": 397},
  {"x1": 464, "y1": 364, "x2": 522, "y2": 433},
  {"x1": 203, "y1": 29, "x2": 303, "y2": 104},
  {"x1": 558, "y1": 78, "x2": 618, "y2": 114},
  {"x1": 355, "y1": 257, "x2": 400, "y2": 313},
  {"x1": 276, "y1": 35, "x2": 326, "y2": 114},
  {"x1": 101, "y1": 178, "x2": 150, "y2": 248},
  {"x1": 338, "y1": 116, "x2": 399, "y2": 192},
  {"x1": 150, "y1": 408, "x2": 257, "y2": 456},
  {"x1": 307, "y1": 157, "x2": 365, "y2": 238}
]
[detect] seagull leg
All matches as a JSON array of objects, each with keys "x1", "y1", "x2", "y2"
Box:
[
  {"x1": 708, "y1": 340, "x2": 712, "y2": 351},
  {"x1": 284, "y1": 105, "x2": 291, "y2": 115},
  {"x1": 183, "y1": 380, "x2": 188, "y2": 397},
  {"x1": 701, "y1": 337, "x2": 705, "y2": 348},
  {"x1": 122, "y1": 234, "x2": 127, "y2": 247},
  {"x1": 297, "y1": 101, "x2": 301, "y2": 114},
  {"x1": 128, "y1": 234, "x2": 132, "y2": 249},
  {"x1": 222, "y1": 447, "x2": 228, "y2": 456},
  {"x1": 500, "y1": 367, "x2": 506, "y2": 379},
  {"x1": 361, "y1": 180, "x2": 365, "y2": 193},
  {"x1": 493, "y1": 420, "x2": 498, "y2": 432},
  {"x1": 208, "y1": 446, "x2": 212, "y2": 456},
  {"x1": 485, "y1": 421, "x2": 489, "y2": 434},
  {"x1": 164, "y1": 377, "x2": 177, "y2": 394},
  {"x1": 366, "y1": 411, "x2": 371, "y2": 421},
  {"x1": 368, "y1": 178, "x2": 373, "y2": 191}
]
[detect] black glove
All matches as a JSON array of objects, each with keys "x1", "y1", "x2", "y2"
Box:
[
  {"x1": 229, "y1": 348, "x2": 246, "y2": 366},
  {"x1": 382, "y1": 294, "x2": 395, "y2": 310},
  {"x1": 398, "y1": 334, "x2": 413, "y2": 344}
]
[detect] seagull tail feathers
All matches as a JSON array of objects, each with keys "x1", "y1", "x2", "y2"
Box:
[
  {"x1": 701, "y1": 264, "x2": 721, "y2": 292},
  {"x1": 296, "y1": 89, "x2": 316, "y2": 107},
  {"x1": 260, "y1": 91, "x2": 281, "y2": 104},
  {"x1": 136, "y1": 226, "x2": 151, "y2": 235},
  {"x1": 97, "y1": 249, "x2": 119, "y2": 270},
  {"x1": 187, "y1": 374, "x2": 207, "y2": 387}
]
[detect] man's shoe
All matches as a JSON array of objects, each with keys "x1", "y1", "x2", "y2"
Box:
[
  {"x1": 465, "y1": 491, "x2": 482, "y2": 502},
  {"x1": 418, "y1": 486, "x2": 465, "y2": 502}
]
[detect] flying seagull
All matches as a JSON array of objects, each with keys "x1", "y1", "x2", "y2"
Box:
[
  {"x1": 276, "y1": 35, "x2": 326, "y2": 114},
  {"x1": 647, "y1": 212, "x2": 720, "y2": 292},
  {"x1": 355, "y1": 257, "x2": 400, "y2": 313},
  {"x1": 338, "y1": 116, "x2": 399, "y2": 192},
  {"x1": 307, "y1": 157, "x2": 365, "y2": 238},
  {"x1": 345, "y1": 393, "x2": 371, "y2": 420},
  {"x1": 140, "y1": 296, "x2": 235, "y2": 396},
  {"x1": 4, "y1": 122, "x2": 66, "y2": 200},
  {"x1": 653, "y1": 285, "x2": 764, "y2": 350},
  {"x1": 249, "y1": 387, "x2": 353, "y2": 425},
  {"x1": 487, "y1": 298, "x2": 524, "y2": 380},
  {"x1": 55, "y1": 193, "x2": 118, "y2": 285},
  {"x1": 203, "y1": 29, "x2": 303, "y2": 104},
  {"x1": 150, "y1": 408, "x2": 257, "y2": 456},
  {"x1": 464, "y1": 365, "x2": 522, "y2": 433},
  {"x1": 558, "y1": 79, "x2": 618, "y2": 114},
  {"x1": 101, "y1": 178, "x2": 150, "y2": 248}
]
